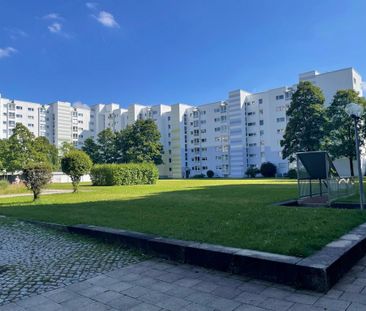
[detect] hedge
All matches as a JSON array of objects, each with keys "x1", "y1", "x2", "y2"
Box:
[{"x1": 90, "y1": 163, "x2": 159, "y2": 186}]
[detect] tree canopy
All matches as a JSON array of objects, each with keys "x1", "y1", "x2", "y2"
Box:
[
  {"x1": 281, "y1": 81, "x2": 326, "y2": 162},
  {"x1": 324, "y1": 89, "x2": 366, "y2": 176},
  {"x1": 83, "y1": 119, "x2": 163, "y2": 165}
]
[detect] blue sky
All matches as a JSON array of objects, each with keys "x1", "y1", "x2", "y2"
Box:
[{"x1": 1, "y1": 0, "x2": 366, "y2": 107}]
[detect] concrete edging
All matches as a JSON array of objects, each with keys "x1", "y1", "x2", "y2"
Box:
[{"x1": 23, "y1": 219, "x2": 366, "y2": 292}]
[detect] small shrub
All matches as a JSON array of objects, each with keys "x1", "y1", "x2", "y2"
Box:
[
  {"x1": 90, "y1": 163, "x2": 159, "y2": 186},
  {"x1": 0, "y1": 180, "x2": 9, "y2": 190},
  {"x1": 61, "y1": 150, "x2": 92, "y2": 192},
  {"x1": 245, "y1": 167, "x2": 259, "y2": 178},
  {"x1": 260, "y1": 162, "x2": 277, "y2": 178},
  {"x1": 207, "y1": 170, "x2": 214, "y2": 178},
  {"x1": 287, "y1": 168, "x2": 297, "y2": 179},
  {"x1": 191, "y1": 174, "x2": 205, "y2": 179},
  {"x1": 23, "y1": 163, "x2": 52, "y2": 200}
]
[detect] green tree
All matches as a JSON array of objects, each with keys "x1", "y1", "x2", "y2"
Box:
[
  {"x1": 61, "y1": 150, "x2": 92, "y2": 192},
  {"x1": 60, "y1": 142, "x2": 75, "y2": 157},
  {"x1": 82, "y1": 137, "x2": 99, "y2": 163},
  {"x1": 5, "y1": 123, "x2": 44, "y2": 172},
  {"x1": 95, "y1": 129, "x2": 117, "y2": 163},
  {"x1": 324, "y1": 89, "x2": 366, "y2": 176},
  {"x1": 281, "y1": 81, "x2": 326, "y2": 162},
  {"x1": 23, "y1": 163, "x2": 52, "y2": 201},
  {"x1": 260, "y1": 162, "x2": 277, "y2": 177},
  {"x1": 122, "y1": 119, "x2": 163, "y2": 165},
  {"x1": 34, "y1": 136, "x2": 59, "y2": 170}
]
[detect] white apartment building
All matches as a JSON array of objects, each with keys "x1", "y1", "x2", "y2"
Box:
[{"x1": 0, "y1": 67, "x2": 363, "y2": 178}]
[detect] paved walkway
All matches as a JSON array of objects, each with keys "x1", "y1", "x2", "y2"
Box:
[
  {"x1": 0, "y1": 189, "x2": 73, "y2": 199},
  {"x1": 2, "y1": 219, "x2": 366, "y2": 310}
]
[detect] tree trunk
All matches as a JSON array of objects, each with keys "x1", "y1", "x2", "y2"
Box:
[{"x1": 349, "y1": 157, "x2": 354, "y2": 177}]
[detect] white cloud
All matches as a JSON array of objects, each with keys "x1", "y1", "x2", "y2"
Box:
[
  {"x1": 48, "y1": 22, "x2": 62, "y2": 33},
  {"x1": 94, "y1": 11, "x2": 119, "y2": 28},
  {"x1": 43, "y1": 13, "x2": 62, "y2": 20},
  {"x1": 0, "y1": 47, "x2": 17, "y2": 59},
  {"x1": 5, "y1": 28, "x2": 28, "y2": 40},
  {"x1": 86, "y1": 2, "x2": 98, "y2": 10}
]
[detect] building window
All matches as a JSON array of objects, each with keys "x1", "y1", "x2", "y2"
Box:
[
  {"x1": 28, "y1": 107, "x2": 34, "y2": 111},
  {"x1": 276, "y1": 117, "x2": 285, "y2": 123},
  {"x1": 16, "y1": 106, "x2": 22, "y2": 110},
  {"x1": 258, "y1": 99, "x2": 263, "y2": 104},
  {"x1": 276, "y1": 95, "x2": 284, "y2": 100},
  {"x1": 247, "y1": 122, "x2": 256, "y2": 126},
  {"x1": 259, "y1": 120, "x2": 264, "y2": 126}
]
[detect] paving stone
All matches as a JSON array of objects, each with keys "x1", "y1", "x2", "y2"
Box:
[
  {"x1": 347, "y1": 302, "x2": 366, "y2": 311},
  {"x1": 122, "y1": 285, "x2": 151, "y2": 298},
  {"x1": 288, "y1": 303, "x2": 325, "y2": 311},
  {"x1": 27, "y1": 301, "x2": 64, "y2": 311},
  {"x1": 284, "y1": 292, "x2": 319, "y2": 305},
  {"x1": 165, "y1": 285, "x2": 196, "y2": 298},
  {"x1": 211, "y1": 285, "x2": 243, "y2": 299},
  {"x1": 128, "y1": 302, "x2": 161, "y2": 311},
  {"x1": 93, "y1": 290, "x2": 126, "y2": 304},
  {"x1": 156, "y1": 296, "x2": 192, "y2": 310},
  {"x1": 261, "y1": 287, "x2": 293, "y2": 299},
  {"x1": 314, "y1": 297, "x2": 351, "y2": 310},
  {"x1": 192, "y1": 281, "x2": 219, "y2": 293},
  {"x1": 0, "y1": 217, "x2": 142, "y2": 306},
  {"x1": 258, "y1": 297, "x2": 294, "y2": 311},
  {"x1": 106, "y1": 295, "x2": 139, "y2": 309},
  {"x1": 182, "y1": 302, "x2": 215, "y2": 311},
  {"x1": 59, "y1": 296, "x2": 94, "y2": 310},
  {"x1": 42, "y1": 289, "x2": 81, "y2": 303},
  {"x1": 207, "y1": 296, "x2": 242, "y2": 311},
  {"x1": 234, "y1": 305, "x2": 267, "y2": 311},
  {"x1": 0, "y1": 303, "x2": 26, "y2": 311},
  {"x1": 235, "y1": 291, "x2": 267, "y2": 305},
  {"x1": 174, "y1": 278, "x2": 202, "y2": 288}
]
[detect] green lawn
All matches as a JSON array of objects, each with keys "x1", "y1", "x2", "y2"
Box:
[
  {"x1": 1, "y1": 179, "x2": 366, "y2": 257},
  {"x1": 0, "y1": 183, "x2": 29, "y2": 195}
]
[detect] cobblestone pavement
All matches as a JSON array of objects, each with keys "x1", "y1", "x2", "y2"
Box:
[
  {"x1": 3, "y1": 255, "x2": 366, "y2": 310},
  {"x1": 0, "y1": 217, "x2": 143, "y2": 306},
  {"x1": 3, "y1": 219, "x2": 366, "y2": 310}
]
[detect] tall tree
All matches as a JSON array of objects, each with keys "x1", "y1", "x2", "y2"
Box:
[
  {"x1": 123, "y1": 119, "x2": 163, "y2": 165},
  {"x1": 82, "y1": 137, "x2": 99, "y2": 163},
  {"x1": 34, "y1": 136, "x2": 59, "y2": 170},
  {"x1": 95, "y1": 128, "x2": 117, "y2": 163},
  {"x1": 325, "y1": 89, "x2": 366, "y2": 176},
  {"x1": 5, "y1": 123, "x2": 45, "y2": 172},
  {"x1": 281, "y1": 81, "x2": 326, "y2": 162}
]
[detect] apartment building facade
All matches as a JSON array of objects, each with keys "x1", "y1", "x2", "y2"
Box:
[{"x1": 0, "y1": 67, "x2": 363, "y2": 178}]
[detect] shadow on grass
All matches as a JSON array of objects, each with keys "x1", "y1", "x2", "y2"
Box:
[{"x1": 0, "y1": 182, "x2": 365, "y2": 257}]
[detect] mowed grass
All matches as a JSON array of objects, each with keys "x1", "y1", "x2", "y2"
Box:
[{"x1": 1, "y1": 179, "x2": 366, "y2": 257}]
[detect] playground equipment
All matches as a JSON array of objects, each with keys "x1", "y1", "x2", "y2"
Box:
[{"x1": 296, "y1": 151, "x2": 355, "y2": 206}]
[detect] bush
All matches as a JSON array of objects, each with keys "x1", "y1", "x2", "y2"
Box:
[
  {"x1": 61, "y1": 150, "x2": 92, "y2": 192},
  {"x1": 245, "y1": 167, "x2": 259, "y2": 178},
  {"x1": 90, "y1": 163, "x2": 159, "y2": 186},
  {"x1": 0, "y1": 180, "x2": 9, "y2": 190},
  {"x1": 287, "y1": 168, "x2": 297, "y2": 179},
  {"x1": 191, "y1": 174, "x2": 205, "y2": 179},
  {"x1": 23, "y1": 163, "x2": 52, "y2": 200},
  {"x1": 207, "y1": 170, "x2": 214, "y2": 178},
  {"x1": 260, "y1": 162, "x2": 277, "y2": 177}
]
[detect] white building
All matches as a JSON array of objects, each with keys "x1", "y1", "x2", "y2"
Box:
[{"x1": 0, "y1": 67, "x2": 363, "y2": 178}]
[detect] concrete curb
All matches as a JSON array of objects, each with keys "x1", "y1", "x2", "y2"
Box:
[{"x1": 22, "y1": 219, "x2": 366, "y2": 292}]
